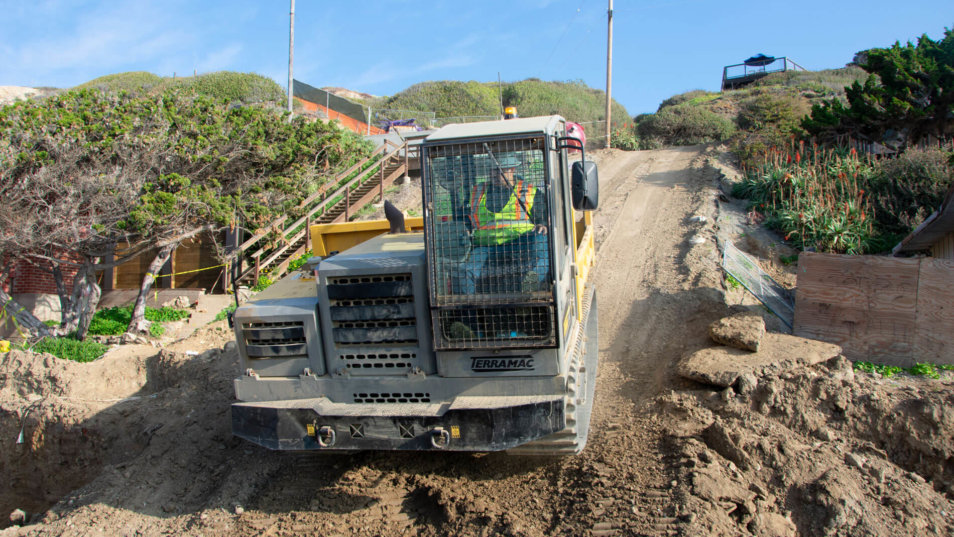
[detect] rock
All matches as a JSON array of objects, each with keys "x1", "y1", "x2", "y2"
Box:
[
  {"x1": 845, "y1": 453, "x2": 866, "y2": 470},
  {"x1": 234, "y1": 505, "x2": 244, "y2": 515},
  {"x1": 676, "y1": 333, "x2": 843, "y2": 389},
  {"x1": 236, "y1": 287, "x2": 253, "y2": 302},
  {"x1": 708, "y1": 313, "x2": 765, "y2": 352},
  {"x1": 827, "y1": 355, "x2": 855, "y2": 383},
  {"x1": 702, "y1": 418, "x2": 751, "y2": 471},
  {"x1": 752, "y1": 512, "x2": 797, "y2": 537},
  {"x1": 163, "y1": 295, "x2": 192, "y2": 309},
  {"x1": 736, "y1": 373, "x2": 758, "y2": 395},
  {"x1": 815, "y1": 428, "x2": 834, "y2": 442},
  {"x1": 9, "y1": 509, "x2": 26, "y2": 525}
]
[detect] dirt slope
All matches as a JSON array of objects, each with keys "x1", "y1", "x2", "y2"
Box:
[{"x1": 2, "y1": 146, "x2": 952, "y2": 537}]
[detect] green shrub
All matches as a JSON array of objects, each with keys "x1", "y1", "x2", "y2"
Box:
[
  {"x1": 74, "y1": 71, "x2": 284, "y2": 104},
  {"x1": 251, "y1": 274, "x2": 274, "y2": 292},
  {"x1": 88, "y1": 306, "x2": 190, "y2": 336},
  {"x1": 753, "y1": 66, "x2": 867, "y2": 95},
  {"x1": 736, "y1": 90, "x2": 808, "y2": 134},
  {"x1": 214, "y1": 303, "x2": 237, "y2": 323},
  {"x1": 657, "y1": 89, "x2": 715, "y2": 110},
  {"x1": 637, "y1": 105, "x2": 737, "y2": 146},
  {"x1": 610, "y1": 124, "x2": 639, "y2": 150},
  {"x1": 865, "y1": 148, "x2": 954, "y2": 236},
  {"x1": 75, "y1": 71, "x2": 163, "y2": 94},
  {"x1": 176, "y1": 71, "x2": 284, "y2": 104},
  {"x1": 149, "y1": 323, "x2": 166, "y2": 338},
  {"x1": 381, "y1": 79, "x2": 628, "y2": 125},
  {"x1": 26, "y1": 337, "x2": 108, "y2": 363}
]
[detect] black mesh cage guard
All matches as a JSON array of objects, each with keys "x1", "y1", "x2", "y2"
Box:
[{"x1": 423, "y1": 137, "x2": 557, "y2": 350}]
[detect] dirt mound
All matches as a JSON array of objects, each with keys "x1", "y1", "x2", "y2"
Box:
[
  {"x1": 1, "y1": 146, "x2": 952, "y2": 536},
  {"x1": 660, "y1": 356, "x2": 954, "y2": 536},
  {"x1": 0, "y1": 322, "x2": 238, "y2": 531}
]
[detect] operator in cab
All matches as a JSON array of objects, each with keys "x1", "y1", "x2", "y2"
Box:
[{"x1": 456, "y1": 152, "x2": 549, "y2": 295}]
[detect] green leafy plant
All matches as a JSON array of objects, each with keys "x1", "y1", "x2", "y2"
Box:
[
  {"x1": 725, "y1": 274, "x2": 742, "y2": 289},
  {"x1": 214, "y1": 303, "x2": 237, "y2": 323},
  {"x1": 251, "y1": 274, "x2": 274, "y2": 292},
  {"x1": 779, "y1": 254, "x2": 799, "y2": 266},
  {"x1": 636, "y1": 105, "x2": 737, "y2": 146},
  {"x1": 88, "y1": 306, "x2": 190, "y2": 336},
  {"x1": 908, "y1": 363, "x2": 940, "y2": 379},
  {"x1": 23, "y1": 337, "x2": 108, "y2": 363},
  {"x1": 610, "y1": 123, "x2": 639, "y2": 150},
  {"x1": 286, "y1": 252, "x2": 313, "y2": 273},
  {"x1": 854, "y1": 361, "x2": 904, "y2": 377},
  {"x1": 853, "y1": 361, "x2": 952, "y2": 379},
  {"x1": 149, "y1": 323, "x2": 166, "y2": 338}
]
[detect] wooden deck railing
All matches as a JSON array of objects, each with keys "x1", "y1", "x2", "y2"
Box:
[{"x1": 231, "y1": 139, "x2": 411, "y2": 286}]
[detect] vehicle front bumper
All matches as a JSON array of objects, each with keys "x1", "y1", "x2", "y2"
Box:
[{"x1": 231, "y1": 396, "x2": 565, "y2": 451}]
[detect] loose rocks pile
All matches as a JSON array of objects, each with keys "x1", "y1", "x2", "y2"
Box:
[{"x1": 663, "y1": 314, "x2": 954, "y2": 536}]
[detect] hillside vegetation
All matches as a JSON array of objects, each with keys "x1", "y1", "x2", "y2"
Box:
[
  {"x1": 633, "y1": 29, "x2": 954, "y2": 256},
  {"x1": 630, "y1": 66, "x2": 868, "y2": 152},
  {"x1": 377, "y1": 79, "x2": 628, "y2": 125},
  {"x1": 75, "y1": 71, "x2": 285, "y2": 103},
  {"x1": 0, "y1": 80, "x2": 370, "y2": 340}
]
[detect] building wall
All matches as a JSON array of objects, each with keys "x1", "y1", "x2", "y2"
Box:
[
  {"x1": 794, "y1": 252, "x2": 954, "y2": 366},
  {"x1": 296, "y1": 97, "x2": 386, "y2": 136},
  {"x1": 9, "y1": 257, "x2": 80, "y2": 295},
  {"x1": 931, "y1": 231, "x2": 954, "y2": 259}
]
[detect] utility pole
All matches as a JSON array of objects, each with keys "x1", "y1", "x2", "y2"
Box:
[
  {"x1": 498, "y1": 72, "x2": 504, "y2": 118},
  {"x1": 604, "y1": 0, "x2": 613, "y2": 145},
  {"x1": 287, "y1": 0, "x2": 295, "y2": 114}
]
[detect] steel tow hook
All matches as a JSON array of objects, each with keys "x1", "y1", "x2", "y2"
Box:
[
  {"x1": 317, "y1": 426, "x2": 336, "y2": 447},
  {"x1": 430, "y1": 427, "x2": 451, "y2": 449}
]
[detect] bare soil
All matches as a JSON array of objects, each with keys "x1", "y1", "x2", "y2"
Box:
[{"x1": 2, "y1": 146, "x2": 952, "y2": 536}]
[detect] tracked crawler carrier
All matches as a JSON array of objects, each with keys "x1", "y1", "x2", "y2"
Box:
[{"x1": 231, "y1": 115, "x2": 599, "y2": 454}]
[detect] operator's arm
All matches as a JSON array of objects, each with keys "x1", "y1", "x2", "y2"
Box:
[{"x1": 531, "y1": 187, "x2": 548, "y2": 234}]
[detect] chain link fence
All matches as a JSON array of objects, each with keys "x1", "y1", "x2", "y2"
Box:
[{"x1": 722, "y1": 241, "x2": 795, "y2": 328}]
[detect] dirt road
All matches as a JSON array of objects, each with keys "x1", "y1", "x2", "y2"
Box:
[{"x1": 4, "y1": 146, "x2": 953, "y2": 537}]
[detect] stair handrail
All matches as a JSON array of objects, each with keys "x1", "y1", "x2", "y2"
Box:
[
  {"x1": 235, "y1": 140, "x2": 408, "y2": 281},
  {"x1": 236, "y1": 143, "x2": 389, "y2": 254},
  {"x1": 246, "y1": 140, "x2": 405, "y2": 258}
]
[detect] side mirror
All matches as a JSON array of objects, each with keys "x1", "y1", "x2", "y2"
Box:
[{"x1": 571, "y1": 161, "x2": 599, "y2": 211}]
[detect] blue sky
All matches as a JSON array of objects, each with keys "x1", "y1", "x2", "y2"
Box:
[{"x1": 0, "y1": 1, "x2": 949, "y2": 115}]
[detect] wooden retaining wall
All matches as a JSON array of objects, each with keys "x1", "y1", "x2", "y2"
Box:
[{"x1": 794, "y1": 252, "x2": 954, "y2": 366}]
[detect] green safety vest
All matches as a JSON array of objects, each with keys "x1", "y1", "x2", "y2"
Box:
[{"x1": 469, "y1": 180, "x2": 536, "y2": 246}]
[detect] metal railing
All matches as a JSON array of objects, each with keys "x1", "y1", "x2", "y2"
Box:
[
  {"x1": 722, "y1": 57, "x2": 806, "y2": 90},
  {"x1": 722, "y1": 241, "x2": 794, "y2": 328},
  {"x1": 233, "y1": 139, "x2": 409, "y2": 285}
]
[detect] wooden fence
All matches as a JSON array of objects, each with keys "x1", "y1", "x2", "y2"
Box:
[{"x1": 793, "y1": 252, "x2": 954, "y2": 366}]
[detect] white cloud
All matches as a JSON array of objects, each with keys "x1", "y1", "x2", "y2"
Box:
[
  {"x1": 345, "y1": 34, "x2": 481, "y2": 89},
  {"x1": 196, "y1": 44, "x2": 243, "y2": 74}
]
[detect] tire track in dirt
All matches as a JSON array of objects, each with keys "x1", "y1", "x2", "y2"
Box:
[
  {"x1": 550, "y1": 145, "x2": 726, "y2": 536},
  {"x1": 9, "y1": 146, "x2": 727, "y2": 537}
]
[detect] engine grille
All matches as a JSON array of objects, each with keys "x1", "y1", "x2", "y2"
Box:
[
  {"x1": 353, "y1": 392, "x2": 431, "y2": 404},
  {"x1": 241, "y1": 321, "x2": 308, "y2": 358},
  {"x1": 326, "y1": 273, "x2": 423, "y2": 375},
  {"x1": 328, "y1": 274, "x2": 417, "y2": 347}
]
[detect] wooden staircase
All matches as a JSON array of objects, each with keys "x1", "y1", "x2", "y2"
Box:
[{"x1": 232, "y1": 140, "x2": 413, "y2": 287}]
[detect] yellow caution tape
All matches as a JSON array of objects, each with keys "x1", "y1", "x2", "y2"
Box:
[{"x1": 146, "y1": 263, "x2": 226, "y2": 280}]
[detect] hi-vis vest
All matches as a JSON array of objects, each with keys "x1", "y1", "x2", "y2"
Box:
[{"x1": 469, "y1": 180, "x2": 536, "y2": 245}]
